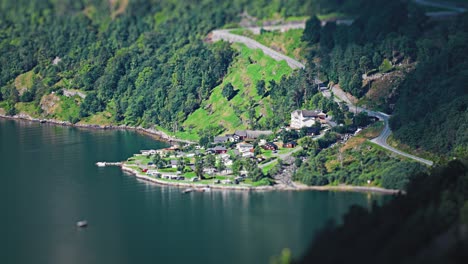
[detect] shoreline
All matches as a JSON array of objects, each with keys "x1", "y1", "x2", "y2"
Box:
[
  {"x1": 121, "y1": 164, "x2": 401, "y2": 195},
  {"x1": 0, "y1": 113, "x2": 193, "y2": 144},
  {"x1": 1, "y1": 113, "x2": 401, "y2": 195}
]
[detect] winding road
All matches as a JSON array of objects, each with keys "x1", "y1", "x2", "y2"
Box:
[
  {"x1": 211, "y1": 29, "x2": 305, "y2": 69},
  {"x1": 211, "y1": 26, "x2": 434, "y2": 166}
]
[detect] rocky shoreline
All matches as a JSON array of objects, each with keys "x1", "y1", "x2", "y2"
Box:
[
  {"x1": 121, "y1": 164, "x2": 401, "y2": 194},
  {"x1": 0, "y1": 113, "x2": 194, "y2": 144}
]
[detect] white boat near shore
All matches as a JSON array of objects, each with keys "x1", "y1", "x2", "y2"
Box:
[
  {"x1": 96, "y1": 162, "x2": 106, "y2": 167},
  {"x1": 76, "y1": 220, "x2": 88, "y2": 228}
]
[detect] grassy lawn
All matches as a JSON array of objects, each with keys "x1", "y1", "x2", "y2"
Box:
[
  {"x1": 158, "y1": 167, "x2": 177, "y2": 173},
  {"x1": 152, "y1": 125, "x2": 200, "y2": 142},
  {"x1": 80, "y1": 111, "x2": 115, "y2": 126},
  {"x1": 262, "y1": 149, "x2": 273, "y2": 158},
  {"x1": 183, "y1": 43, "x2": 293, "y2": 135},
  {"x1": 379, "y1": 58, "x2": 393, "y2": 73},
  {"x1": 132, "y1": 154, "x2": 153, "y2": 164},
  {"x1": 262, "y1": 161, "x2": 277, "y2": 174},
  {"x1": 183, "y1": 172, "x2": 196, "y2": 178},
  {"x1": 278, "y1": 148, "x2": 295, "y2": 155}
]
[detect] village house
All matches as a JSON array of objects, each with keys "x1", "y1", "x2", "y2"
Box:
[
  {"x1": 284, "y1": 141, "x2": 297, "y2": 148},
  {"x1": 214, "y1": 146, "x2": 227, "y2": 154},
  {"x1": 234, "y1": 130, "x2": 273, "y2": 140},
  {"x1": 237, "y1": 143, "x2": 254, "y2": 153},
  {"x1": 290, "y1": 110, "x2": 327, "y2": 129},
  {"x1": 262, "y1": 142, "x2": 278, "y2": 151},
  {"x1": 258, "y1": 139, "x2": 267, "y2": 146},
  {"x1": 226, "y1": 134, "x2": 240, "y2": 142},
  {"x1": 234, "y1": 130, "x2": 247, "y2": 140},
  {"x1": 219, "y1": 153, "x2": 233, "y2": 166},
  {"x1": 213, "y1": 136, "x2": 229, "y2": 144},
  {"x1": 140, "y1": 149, "x2": 157, "y2": 155},
  {"x1": 207, "y1": 146, "x2": 227, "y2": 154}
]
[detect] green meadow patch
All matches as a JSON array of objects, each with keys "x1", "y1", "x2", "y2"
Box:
[{"x1": 182, "y1": 43, "x2": 293, "y2": 136}]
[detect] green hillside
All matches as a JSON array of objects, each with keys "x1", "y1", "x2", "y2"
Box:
[{"x1": 181, "y1": 44, "x2": 293, "y2": 139}]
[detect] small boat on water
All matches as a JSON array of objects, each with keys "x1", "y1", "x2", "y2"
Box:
[
  {"x1": 96, "y1": 162, "x2": 106, "y2": 167},
  {"x1": 182, "y1": 188, "x2": 194, "y2": 194},
  {"x1": 76, "y1": 220, "x2": 88, "y2": 228}
]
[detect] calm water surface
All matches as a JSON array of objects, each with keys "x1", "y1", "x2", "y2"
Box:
[{"x1": 2, "y1": 119, "x2": 388, "y2": 264}]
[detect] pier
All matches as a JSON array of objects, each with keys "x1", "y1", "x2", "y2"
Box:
[{"x1": 96, "y1": 162, "x2": 123, "y2": 167}]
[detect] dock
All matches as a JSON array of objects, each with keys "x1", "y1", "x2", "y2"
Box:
[{"x1": 96, "y1": 162, "x2": 123, "y2": 167}]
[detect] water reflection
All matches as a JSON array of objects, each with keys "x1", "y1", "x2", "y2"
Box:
[{"x1": 2, "y1": 119, "x2": 390, "y2": 264}]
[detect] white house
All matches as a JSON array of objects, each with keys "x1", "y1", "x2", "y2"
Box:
[
  {"x1": 141, "y1": 149, "x2": 157, "y2": 155},
  {"x1": 290, "y1": 110, "x2": 326, "y2": 129},
  {"x1": 237, "y1": 143, "x2": 254, "y2": 153}
]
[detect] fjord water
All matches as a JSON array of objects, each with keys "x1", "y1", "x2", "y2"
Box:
[{"x1": 2, "y1": 119, "x2": 387, "y2": 264}]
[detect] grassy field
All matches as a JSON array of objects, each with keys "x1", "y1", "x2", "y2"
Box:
[
  {"x1": 182, "y1": 43, "x2": 293, "y2": 137},
  {"x1": 53, "y1": 96, "x2": 81, "y2": 122},
  {"x1": 80, "y1": 111, "x2": 115, "y2": 126},
  {"x1": 15, "y1": 102, "x2": 41, "y2": 117},
  {"x1": 14, "y1": 70, "x2": 35, "y2": 95}
]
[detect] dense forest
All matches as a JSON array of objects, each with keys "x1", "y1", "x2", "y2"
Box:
[
  {"x1": 0, "y1": 0, "x2": 466, "y2": 157},
  {"x1": 389, "y1": 15, "x2": 468, "y2": 157},
  {"x1": 301, "y1": 0, "x2": 467, "y2": 157},
  {"x1": 295, "y1": 159, "x2": 468, "y2": 264},
  {"x1": 0, "y1": 0, "x2": 242, "y2": 128},
  {"x1": 0, "y1": 0, "x2": 327, "y2": 136}
]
